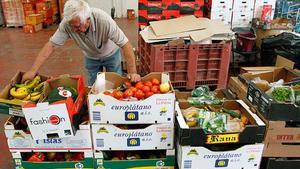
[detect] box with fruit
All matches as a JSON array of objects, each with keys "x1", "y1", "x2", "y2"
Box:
[
  {"x1": 88, "y1": 72, "x2": 175, "y2": 124},
  {"x1": 4, "y1": 108, "x2": 91, "y2": 152},
  {"x1": 176, "y1": 100, "x2": 266, "y2": 145},
  {"x1": 12, "y1": 151, "x2": 94, "y2": 169},
  {"x1": 0, "y1": 71, "x2": 49, "y2": 116},
  {"x1": 92, "y1": 123, "x2": 174, "y2": 150},
  {"x1": 22, "y1": 75, "x2": 86, "y2": 140},
  {"x1": 94, "y1": 150, "x2": 175, "y2": 169}
]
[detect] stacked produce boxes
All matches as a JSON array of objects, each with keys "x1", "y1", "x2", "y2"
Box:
[
  {"x1": 175, "y1": 86, "x2": 266, "y2": 169},
  {"x1": 244, "y1": 66, "x2": 300, "y2": 168},
  {"x1": 1, "y1": 0, "x2": 24, "y2": 27},
  {"x1": 88, "y1": 72, "x2": 176, "y2": 168},
  {"x1": 0, "y1": 72, "x2": 93, "y2": 168},
  {"x1": 138, "y1": 0, "x2": 204, "y2": 27}
]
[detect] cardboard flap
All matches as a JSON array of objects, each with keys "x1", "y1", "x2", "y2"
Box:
[
  {"x1": 150, "y1": 15, "x2": 206, "y2": 36},
  {"x1": 276, "y1": 55, "x2": 294, "y2": 68}
]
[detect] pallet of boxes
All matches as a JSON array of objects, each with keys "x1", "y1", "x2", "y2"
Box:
[
  {"x1": 0, "y1": 72, "x2": 93, "y2": 168},
  {"x1": 88, "y1": 72, "x2": 176, "y2": 168},
  {"x1": 243, "y1": 63, "x2": 300, "y2": 168},
  {"x1": 175, "y1": 85, "x2": 267, "y2": 169}
]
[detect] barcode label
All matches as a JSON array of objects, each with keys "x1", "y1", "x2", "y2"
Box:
[
  {"x1": 93, "y1": 111, "x2": 101, "y2": 121},
  {"x1": 184, "y1": 160, "x2": 192, "y2": 169},
  {"x1": 96, "y1": 139, "x2": 104, "y2": 147},
  {"x1": 9, "y1": 108, "x2": 23, "y2": 116}
]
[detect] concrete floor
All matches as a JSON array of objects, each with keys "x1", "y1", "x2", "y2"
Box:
[{"x1": 0, "y1": 18, "x2": 137, "y2": 168}]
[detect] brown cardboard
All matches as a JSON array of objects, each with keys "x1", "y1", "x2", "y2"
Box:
[
  {"x1": 264, "y1": 121, "x2": 300, "y2": 144},
  {"x1": 0, "y1": 71, "x2": 49, "y2": 116},
  {"x1": 150, "y1": 15, "x2": 206, "y2": 36},
  {"x1": 240, "y1": 56, "x2": 294, "y2": 74},
  {"x1": 275, "y1": 55, "x2": 294, "y2": 68},
  {"x1": 228, "y1": 77, "x2": 248, "y2": 100},
  {"x1": 263, "y1": 143, "x2": 300, "y2": 157}
]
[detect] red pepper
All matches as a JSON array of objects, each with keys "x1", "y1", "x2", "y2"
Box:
[
  {"x1": 71, "y1": 152, "x2": 84, "y2": 161},
  {"x1": 28, "y1": 152, "x2": 45, "y2": 162}
]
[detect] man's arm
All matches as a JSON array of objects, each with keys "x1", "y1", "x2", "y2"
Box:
[
  {"x1": 122, "y1": 42, "x2": 141, "y2": 82},
  {"x1": 22, "y1": 41, "x2": 54, "y2": 82}
]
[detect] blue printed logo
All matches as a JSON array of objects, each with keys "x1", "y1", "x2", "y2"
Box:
[
  {"x1": 215, "y1": 159, "x2": 229, "y2": 167},
  {"x1": 125, "y1": 111, "x2": 139, "y2": 121},
  {"x1": 127, "y1": 138, "x2": 140, "y2": 146},
  {"x1": 75, "y1": 162, "x2": 84, "y2": 169}
]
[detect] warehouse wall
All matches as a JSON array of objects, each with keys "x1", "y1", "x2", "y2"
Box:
[{"x1": 86, "y1": 0, "x2": 138, "y2": 18}]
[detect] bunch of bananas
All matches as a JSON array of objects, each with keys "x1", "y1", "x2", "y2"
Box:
[{"x1": 10, "y1": 76, "x2": 45, "y2": 102}]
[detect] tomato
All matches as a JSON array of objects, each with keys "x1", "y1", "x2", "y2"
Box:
[
  {"x1": 129, "y1": 87, "x2": 137, "y2": 95},
  {"x1": 135, "y1": 81, "x2": 144, "y2": 90},
  {"x1": 123, "y1": 89, "x2": 133, "y2": 98},
  {"x1": 124, "y1": 81, "x2": 132, "y2": 87},
  {"x1": 112, "y1": 90, "x2": 123, "y2": 100},
  {"x1": 145, "y1": 92, "x2": 154, "y2": 98},
  {"x1": 151, "y1": 85, "x2": 160, "y2": 93},
  {"x1": 144, "y1": 81, "x2": 153, "y2": 88},
  {"x1": 135, "y1": 90, "x2": 145, "y2": 100},
  {"x1": 151, "y1": 78, "x2": 160, "y2": 85},
  {"x1": 142, "y1": 86, "x2": 150, "y2": 93},
  {"x1": 103, "y1": 91, "x2": 111, "y2": 95}
]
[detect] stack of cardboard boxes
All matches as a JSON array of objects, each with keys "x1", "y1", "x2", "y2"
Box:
[
  {"x1": 88, "y1": 72, "x2": 176, "y2": 168},
  {"x1": 0, "y1": 72, "x2": 94, "y2": 168}
]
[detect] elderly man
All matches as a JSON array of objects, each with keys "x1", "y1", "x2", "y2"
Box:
[{"x1": 22, "y1": 0, "x2": 140, "y2": 85}]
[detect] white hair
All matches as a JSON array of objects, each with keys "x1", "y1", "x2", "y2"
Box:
[{"x1": 63, "y1": 0, "x2": 91, "y2": 23}]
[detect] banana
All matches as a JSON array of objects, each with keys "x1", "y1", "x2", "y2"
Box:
[
  {"x1": 19, "y1": 76, "x2": 41, "y2": 89},
  {"x1": 30, "y1": 91, "x2": 41, "y2": 97},
  {"x1": 22, "y1": 94, "x2": 31, "y2": 101},
  {"x1": 10, "y1": 87, "x2": 29, "y2": 99},
  {"x1": 30, "y1": 93, "x2": 41, "y2": 102},
  {"x1": 33, "y1": 81, "x2": 45, "y2": 92}
]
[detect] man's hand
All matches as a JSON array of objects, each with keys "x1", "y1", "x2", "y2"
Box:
[
  {"x1": 21, "y1": 70, "x2": 37, "y2": 83},
  {"x1": 127, "y1": 73, "x2": 141, "y2": 83}
]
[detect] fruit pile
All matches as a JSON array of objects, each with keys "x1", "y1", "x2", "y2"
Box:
[
  {"x1": 9, "y1": 76, "x2": 44, "y2": 102},
  {"x1": 103, "y1": 78, "x2": 171, "y2": 100},
  {"x1": 26, "y1": 152, "x2": 84, "y2": 162}
]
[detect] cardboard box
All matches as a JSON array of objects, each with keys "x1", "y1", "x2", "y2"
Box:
[
  {"x1": 88, "y1": 72, "x2": 175, "y2": 124},
  {"x1": 36, "y1": 0, "x2": 51, "y2": 11},
  {"x1": 25, "y1": 14, "x2": 43, "y2": 25},
  {"x1": 23, "y1": 3, "x2": 35, "y2": 11},
  {"x1": 24, "y1": 10, "x2": 36, "y2": 16},
  {"x1": 262, "y1": 157, "x2": 300, "y2": 169},
  {"x1": 210, "y1": 11, "x2": 232, "y2": 25},
  {"x1": 232, "y1": 0, "x2": 255, "y2": 13},
  {"x1": 211, "y1": 0, "x2": 233, "y2": 13},
  {"x1": 23, "y1": 23, "x2": 42, "y2": 33},
  {"x1": 232, "y1": 11, "x2": 253, "y2": 28},
  {"x1": 12, "y1": 151, "x2": 94, "y2": 169},
  {"x1": 177, "y1": 143, "x2": 264, "y2": 169},
  {"x1": 4, "y1": 116, "x2": 92, "y2": 152},
  {"x1": 94, "y1": 150, "x2": 175, "y2": 169},
  {"x1": 176, "y1": 100, "x2": 265, "y2": 146},
  {"x1": 0, "y1": 71, "x2": 49, "y2": 117},
  {"x1": 23, "y1": 75, "x2": 86, "y2": 140},
  {"x1": 91, "y1": 123, "x2": 174, "y2": 151},
  {"x1": 246, "y1": 67, "x2": 300, "y2": 121},
  {"x1": 228, "y1": 77, "x2": 248, "y2": 100}
]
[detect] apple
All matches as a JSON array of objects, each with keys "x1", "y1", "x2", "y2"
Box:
[{"x1": 160, "y1": 83, "x2": 170, "y2": 93}]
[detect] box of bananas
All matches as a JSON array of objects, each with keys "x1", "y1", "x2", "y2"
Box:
[{"x1": 0, "y1": 71, "x2": 49, "y2": 117}]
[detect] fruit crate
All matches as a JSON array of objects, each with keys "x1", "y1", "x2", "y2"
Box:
[{"x1": 138, "y1": 35, "x2": 232, "y2": 90}]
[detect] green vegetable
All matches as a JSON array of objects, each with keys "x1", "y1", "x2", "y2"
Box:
[
  {"x1": 272, "y1": 87, "x2": 292, "y2": 102},
  {"x1": 221, "y1": 108, "x2": 241, "y2": 119},
  {"x1": 191, "y1": 85, "x2": 210, "y2": 97}
]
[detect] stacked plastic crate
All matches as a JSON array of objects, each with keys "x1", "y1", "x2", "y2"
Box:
[
  {"x1": 1, "y1": 0, "x2": 24, "y2": 27},
  {"x1": 88, "y1": 72, "x2": 176, "y2": 168},
  {"x1": 138, "y1": 0, "x2": 204, "y2": 27}
]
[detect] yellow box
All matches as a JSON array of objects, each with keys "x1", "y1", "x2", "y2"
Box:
[{"x1": 25, "y1": 14, "x2": 43, "y2": 25}]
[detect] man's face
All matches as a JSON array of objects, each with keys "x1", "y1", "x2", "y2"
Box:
[{"x1": 69, "y1": 16, "x2": 90, "y2": 33}]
